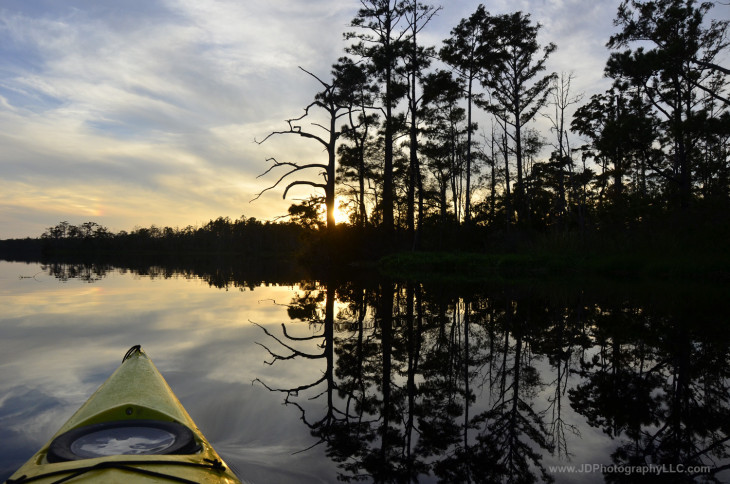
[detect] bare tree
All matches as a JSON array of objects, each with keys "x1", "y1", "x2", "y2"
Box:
[
  {"x1": 543, "y1": 72, "x2": 583, "y2": 221},
  {"x1": 255, "y1": 67, "x2": 353, "y2": 231}
]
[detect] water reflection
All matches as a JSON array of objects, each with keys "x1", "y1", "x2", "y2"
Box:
[
  {"x1": 2, "y1": 261, "x2": 729, "y2": 483},
  {"x1": 253, "y1": 279, "x2": 730, "y2": 483},
  {"x1": 39, "y1": 254, "x2": 306, "y2": 289},
  {"x1": 0, "y1": 260, "x2": 328, "y2": 483}
]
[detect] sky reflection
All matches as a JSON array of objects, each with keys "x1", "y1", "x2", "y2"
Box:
[
  {"x1": 2, "y1": 261, "x2": 729, "y2": 483},
  {"x1": 0, "y1": 261, "x2": 336, "y2": 483}
]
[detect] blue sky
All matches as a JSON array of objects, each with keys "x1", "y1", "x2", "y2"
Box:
[{"x1": 1, "y1": 0, "x2": 728, "y2": 238}]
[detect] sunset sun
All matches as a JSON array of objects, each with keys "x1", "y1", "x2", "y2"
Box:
[{"x1": 334, "y1": 198, "x2": 350, "y2": 225}]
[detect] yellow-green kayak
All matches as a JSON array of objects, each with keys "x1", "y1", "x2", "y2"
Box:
[{"x1": 5, "y1": 346, "x2": 242, "y2": 484}]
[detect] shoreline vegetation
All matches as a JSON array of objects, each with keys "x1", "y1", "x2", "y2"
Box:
[
  {"x1": 1, "y1": 212, "x2": 728, "y2": 284},
  {"x1": 2, "y1": 2, "x2": 729, "y2": 288}
]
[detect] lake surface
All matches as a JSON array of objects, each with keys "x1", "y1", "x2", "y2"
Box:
[{"x1": 1, "y1": 259, "x2": 729, "y2": 483}]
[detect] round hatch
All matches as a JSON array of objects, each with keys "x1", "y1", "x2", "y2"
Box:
[{"x1": 47, "y1": 419, "x2": 199, "y2": 462}]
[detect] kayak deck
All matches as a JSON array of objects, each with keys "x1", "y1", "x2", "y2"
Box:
[
  {"x1": 7, "y1": 455, "x2": 238, "y2": 483},
  {"x1": 5, "y1": 346, "x2": 242, "y2": 484}
]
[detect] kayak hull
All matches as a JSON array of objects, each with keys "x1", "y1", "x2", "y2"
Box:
[{"x1": 5, "y1": 346, "x2": 242, "y2": 484}]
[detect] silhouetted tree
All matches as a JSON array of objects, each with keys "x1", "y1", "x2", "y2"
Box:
[
  {"x1": 572, "y1": 86, "x2": 658, "y2": 220},
  {"x1": 440, "y1": 4, "x2": 493, "y2": 227},
  {"x1": 543, "y1": 72, "x2": 583, "y2": 224},
  {"x1": 421, "y1": 69, "x2": 467, "y2": 228},
  {"x1": 606, "y1": 0, "x2": 730, "y2": 210},
  {"x1": 401, "y1": 0, "x2": 440, "y2": 248},
  {"x1": 479, "y1": 11, "x2": 557, "y2": 225},
  {"x1": 346, "y1": 0, "x2": 409, "y2": 236},
  {"x1": 256, "y1": 66, "x2": 355, "y2": 231},
  {"x1": 335, "y1": 57, "x2": 379, "y2": 227}
]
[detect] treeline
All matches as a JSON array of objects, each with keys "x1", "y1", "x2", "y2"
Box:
[
  {"x1": 257, "y1": 0, "x2": 730, "y2": 249},
  {"x1": 3, "y1": 1, "x2": 728, "y2": 263},
  {"x1": 32, "y1": 217, "x2": 309, "y2": 258},
  {"x1": 21, "y1": 218, "x2": 411, "y2": 265}
]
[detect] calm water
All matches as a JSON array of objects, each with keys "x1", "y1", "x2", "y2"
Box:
[{"x1": 1, "y1": 260, "x2": 729, "y2": 483}]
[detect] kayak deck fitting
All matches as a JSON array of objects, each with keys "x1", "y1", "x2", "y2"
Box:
[{"x1": 5, "y1": 345, "x2": 242, "y2": 484}]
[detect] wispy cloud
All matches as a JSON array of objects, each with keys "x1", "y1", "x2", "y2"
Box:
[
  {"x1": 0, "y1": 0, "x2": 727, "y2": 238},
  {"x1": 0, "y1": 0, "x2": 350, "y2": 236}
]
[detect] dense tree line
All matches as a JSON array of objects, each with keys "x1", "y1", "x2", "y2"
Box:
[
  {"x1": 32, "y1": 217, "x2": 309, "y2": 257},
  {"x1": 3, "y1": 1, "x2": 727, "y2": 261},
  {"x1": 258, "y1": 0, "x2": 729, "y2": 250}
]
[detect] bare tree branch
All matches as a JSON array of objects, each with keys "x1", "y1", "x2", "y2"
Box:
[
  {"x1": 283, "y1": 180, "x2": 327, "y2": 199},
  {"x1": 281, "y1": 323, "x2": 324, "y2": 342},
  {"x1": 251, "y1": 157, "x2": 328, "y2": 202},
  {"x1": 252, "y1": 375, "x2": 327, "y2": 395},
  {"x1": 250, "y1": 321, "x2": 325, "y2": 365}
]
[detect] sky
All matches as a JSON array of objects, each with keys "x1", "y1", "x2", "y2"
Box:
[{"x1": 1, "y1": 0, "x2": 728, "y2": 239}]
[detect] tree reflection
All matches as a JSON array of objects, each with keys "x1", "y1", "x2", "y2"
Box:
[
  {"x1": 34, "y1": 260, "x2": 730, "y2": 482},
  {"x1": 253, "y1": 281, "x2": 730, "y2": 483},
  {"x1": 36, "y1": 257, "x2": 304, "y2": 288},
  {"x1": 252, "y1": 282, "x2": 340, "y2": 449},
  {"x1": 570, "y1": 306, "x2": 730, "y2": 483},
  {"x1": 460, "y1": 295, "x2": 555, "y2": 484},
  {"x1": 41, "y1": 261, "x2": 111, "y2": 282},
  {"x1": 253, "y1": 284, "x2": 576, "y2": 483}
]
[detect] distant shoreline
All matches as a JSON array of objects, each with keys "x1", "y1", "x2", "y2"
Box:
[{"x1": 3, "y1": 238, "x2": 728, "y2": 285}]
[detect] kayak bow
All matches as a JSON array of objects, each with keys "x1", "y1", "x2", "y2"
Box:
[{"x1": 5, "y1": 346, "x2": 242, "y2": 484}]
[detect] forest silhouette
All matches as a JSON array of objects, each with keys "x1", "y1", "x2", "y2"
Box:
[
  {"x1": 2, "y1": 0, "x2": 729, "y2": 278},
  {"x1": 252, "y1": 0, "x2": 730, "y2": 255}
]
